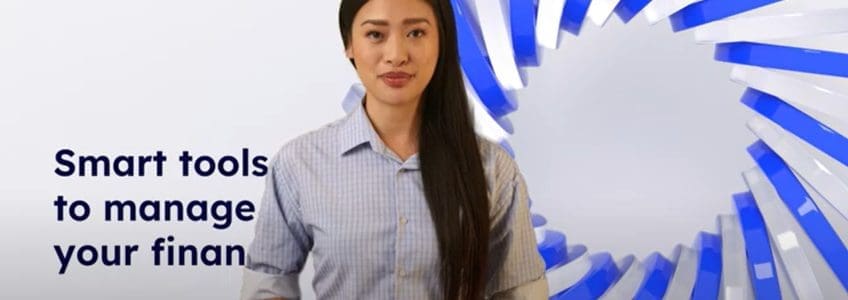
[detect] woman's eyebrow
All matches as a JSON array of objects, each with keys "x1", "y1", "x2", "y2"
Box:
[{"x1": 360, "y1": 18, "x2": 431, "y2": 26}]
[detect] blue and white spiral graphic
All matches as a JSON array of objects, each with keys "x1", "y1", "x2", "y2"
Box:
[{"x1": 344, "y1": 1, "x2": 848, "y2": 299}]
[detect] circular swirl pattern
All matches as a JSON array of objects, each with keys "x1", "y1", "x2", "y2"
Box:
[{"x1": 342, "y1": 1, "x2": 848, "y2": 298}]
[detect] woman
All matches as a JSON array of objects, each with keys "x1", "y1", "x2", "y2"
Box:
[{"x1": 241, "y1": 0, "x2": 547, "y2": 299}]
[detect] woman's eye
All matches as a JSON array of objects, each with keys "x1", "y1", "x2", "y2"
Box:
[
  {"x1": 366, "y1": 31, "x2": 383, "y2": 40},
  {"x1": 408, "y1": 29, "x2": 425, "y2": 38}
]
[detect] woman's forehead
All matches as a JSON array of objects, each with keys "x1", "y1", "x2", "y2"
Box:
[{"x1": 354, "y1": 0, "x2": 436, "y2": 24}]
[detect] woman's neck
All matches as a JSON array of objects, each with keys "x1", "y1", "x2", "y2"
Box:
[{"x1": 363, "y1": 94, "x2": 421, "y2": 161}]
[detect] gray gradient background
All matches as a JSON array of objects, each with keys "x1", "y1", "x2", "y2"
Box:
[{"x1": 1, "y1": 0, "x2": 846, "y2": 299}]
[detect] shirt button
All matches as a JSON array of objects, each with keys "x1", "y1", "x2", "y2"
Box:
[
  {"x1": 398, "y1": 269, "x2": 406, "y2": 277},
  {"x1": 399, "y1": 217, "x2": 408, "y2": 225}
]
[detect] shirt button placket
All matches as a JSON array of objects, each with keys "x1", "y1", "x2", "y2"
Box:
[{"x1": 394, "y1": 167, "x2": 406, "y2": 296}]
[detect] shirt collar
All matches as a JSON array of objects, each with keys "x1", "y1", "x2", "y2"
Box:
[
  {"x1": 338, "y1": 97, "x2": 379, "y2": 156},
  {"x1": 337, "y1": 97, "x2": 420, "y2": 170}
]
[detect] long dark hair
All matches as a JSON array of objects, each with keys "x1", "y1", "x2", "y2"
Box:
[{"x1": 339, "y1": 1, "x2": 490, "y2": 299}]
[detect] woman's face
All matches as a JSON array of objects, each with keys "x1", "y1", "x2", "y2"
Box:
[{"x1": 346, "y1": 0, "x2": 439, "y2": 108}]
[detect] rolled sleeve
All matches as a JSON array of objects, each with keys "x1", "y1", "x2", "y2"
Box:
[
  {"x1": 241, "y1": 268, "x2": 301, "y2": 300},
  {"x1": 485, "y1": 160, "x2": 547, "y2": 298},
  {"x1": 241, "y1": 152, "x2": 313, "y2": 300}
]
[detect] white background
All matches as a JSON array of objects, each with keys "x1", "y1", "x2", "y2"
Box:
[{"x1": 1, "y1": 0, "x2": 846, "y2": 299}]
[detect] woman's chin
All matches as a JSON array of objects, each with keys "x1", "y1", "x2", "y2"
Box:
[{"x1": 371, "y1": 89, "x2": 422, "y2": 107}]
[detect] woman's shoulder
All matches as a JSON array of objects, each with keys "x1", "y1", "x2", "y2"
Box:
[
  {"x1": 477, "y1": 136, "x2": 519, "y2": 177},
  {"x1": 476, "y1": 136, "x2": 522, "y2": 207},
  {"x1": 269, "y1": 114, "x2": 351, "y2": 172}
]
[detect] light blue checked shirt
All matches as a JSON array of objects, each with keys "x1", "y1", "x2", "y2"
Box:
[{"x1": 241, "y1": 98, "x2": 547, "y2": 299}]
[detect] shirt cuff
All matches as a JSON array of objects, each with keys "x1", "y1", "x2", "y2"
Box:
[{"x1": 240, "y1": 267, "x2": 301, "y2": 300}]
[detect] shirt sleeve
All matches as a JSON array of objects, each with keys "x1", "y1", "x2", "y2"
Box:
[
  {"x1": 241, "y1": 152, "x2": 313, "y2": 300},
  {"x1": 485, "y1": 157, "x2": 548, "y2": 298}
]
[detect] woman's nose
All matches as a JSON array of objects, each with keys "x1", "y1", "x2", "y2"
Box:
[{"x1": 383, "y1": 34, "x2": 409, "y2": 66}]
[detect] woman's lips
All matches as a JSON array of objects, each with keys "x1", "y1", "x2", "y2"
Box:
[{"x1": 380, "y1": 72, "x2": 413, "y2": 88}]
